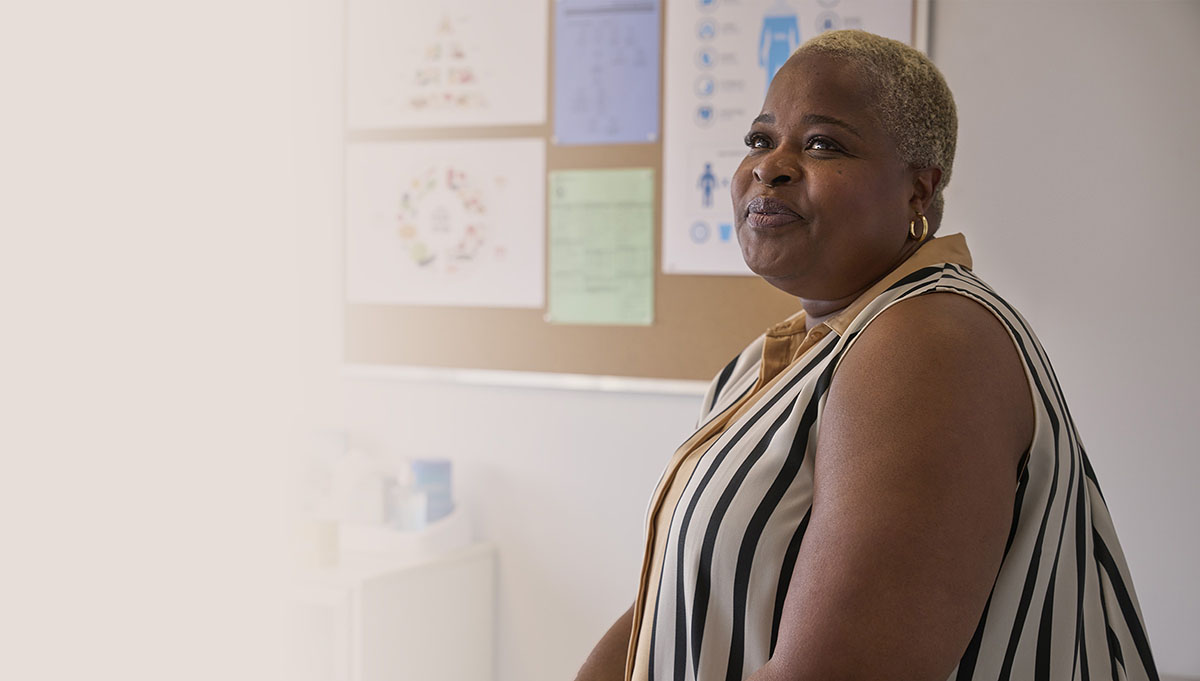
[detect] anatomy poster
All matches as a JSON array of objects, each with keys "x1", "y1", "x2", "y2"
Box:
[
  {"x1": 661, "y1": 0, "x2": 915, "y2": 275},
  {"x1": 553, "y1": 0, "x2": 660, "y2": 145},
  {"x1": 345, "y1": 139, "x2": 546, "y2": 308},
  {"x1": 346, "y1": 0, "x2": 548, "y2": 129}
]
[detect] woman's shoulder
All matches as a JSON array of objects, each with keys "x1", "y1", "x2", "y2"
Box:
[
  {"x1": 832, "y1": 283, "x2": 1036, "y2": 469},
  {"x1": 856, "y1": 288, "x2": 1017, "y2": 362},
  {"x1": 841, "y1": 261, "x2": 1017, "y2": 353},
  {"x1": 844, "y1": 269, "x2": 1030, "y2": 402}
]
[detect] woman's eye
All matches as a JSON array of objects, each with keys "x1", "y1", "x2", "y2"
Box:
[
  {"x1": 806, "y1": 136, "x2": 841, "y2": 152},
  {"x1": 744, "y1": 133, "x2": 771, "y2": 149}
]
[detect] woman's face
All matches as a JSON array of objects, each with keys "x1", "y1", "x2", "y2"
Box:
[{"x1": 731, "y1": 52, "x2": 919, "y2": 301}]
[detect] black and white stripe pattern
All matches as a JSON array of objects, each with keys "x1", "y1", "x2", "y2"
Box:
[{"x1": 643, "y1": 264, "x2": 1158, "y2": 681}]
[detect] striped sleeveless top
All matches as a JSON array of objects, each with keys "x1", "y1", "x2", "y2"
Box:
[{"x1": 627, "y1": 235, "x2": 1157, "y2": 681}]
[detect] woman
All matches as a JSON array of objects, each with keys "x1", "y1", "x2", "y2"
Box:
[{"x1": 576, "y1": 31, "x2": 1157, "y2": 681}]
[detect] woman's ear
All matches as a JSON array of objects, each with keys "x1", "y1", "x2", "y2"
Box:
[{"x1": 910, "y1": 167, "x2": 942, "y2": 214}]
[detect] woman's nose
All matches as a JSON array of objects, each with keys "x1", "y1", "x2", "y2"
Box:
[{"x1": 752, "y1": 152, "x2": 797, "y2": 187}]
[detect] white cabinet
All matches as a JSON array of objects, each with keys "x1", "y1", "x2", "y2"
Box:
[{"x1": 289, "y1": 543, "x2": 495, "y2": 681}]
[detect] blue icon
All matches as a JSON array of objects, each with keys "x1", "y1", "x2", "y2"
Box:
[
  {"x1": 694, "y1": 75, "x2": 715, "y2": 97},
  {"x1": 698, "y1": 0, "x2": 718, "y2": 9},
  {"x1": 695, "y1": 104, "x2": 714, "y2": 126},
  {"x1": 690, "y1": 221, "x2": 711, "y2": 243},
  {"x1": 698, "y1": 19, "x2": 716, "y2": 40},
  {"x1": 696, "y1": 47, "x2": 716, "y2": 69},
  {"x1": 698, "y1": 163, "x2": 717, "y2": 208},
  {"x1": 816, "y1": 11, "x2": 841, "y2": 32},
  {"x1": 759, "y1": 2, "x2": 801, "y2": 94},
  {"x1": 719, "y1": 223, "x2": 733, "y2": 242}
]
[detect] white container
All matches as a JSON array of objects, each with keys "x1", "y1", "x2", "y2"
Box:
[
  {"x1": 288, "y1": 542, "x2": 495, "y2": 681},
  {"x1": 337, "y1": 505, "x2": 473, "y2": 562}
]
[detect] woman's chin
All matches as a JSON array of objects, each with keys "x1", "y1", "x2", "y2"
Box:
[
  {"x1": 740, "y1": 249, "x2": 801, "y2": 281},
  {"x1": 745, "y1": 264, "x2": 809, "y2": 298}
]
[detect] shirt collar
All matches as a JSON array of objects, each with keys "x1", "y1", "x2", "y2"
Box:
[{"x1": 825, "y1": 232, "x2": 972, "y2": 335}]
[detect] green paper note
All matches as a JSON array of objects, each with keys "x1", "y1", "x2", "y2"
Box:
[{"x1": 548, "y1": 169, "x2": 655, "y2": 326}]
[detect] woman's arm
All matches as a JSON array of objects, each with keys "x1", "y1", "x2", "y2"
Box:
[
  {"x1": 574, "y1": 604, "x2": 634, "y2": 681},
  {"x1": 751, "y1": 292, "x2": 1034, "y2": 681}
]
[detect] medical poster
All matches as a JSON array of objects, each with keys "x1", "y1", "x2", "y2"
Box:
[
  {"x1": 346, "y1": 0, "x2": 548, "y2": 129},
  {"x1": 547, "y1": 169, "x2": 654, "y2": 325},
  {"x1": 661, "y1": 0, "x2": 915, "y2": 275},
  {"x1": 553, "y1": 0, "x2": 660, "y2": 145},
  {"x1": 345, "y1": 139, "x2": 546, "y2": 308}
]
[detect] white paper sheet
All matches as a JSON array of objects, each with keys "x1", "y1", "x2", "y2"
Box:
[
  {"x1": 346, "y1": 0, "x2": 549, "y2": 129},
  {"x1": 346, "y1": 139, "x2": 546, "y2": 308},
  {"x1": 661, "y1": 0, "x2": 915, "y2": 275}
]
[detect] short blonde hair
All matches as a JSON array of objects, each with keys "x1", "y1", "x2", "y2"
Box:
[{"x1": 796, "y1": 30, "x2": 957, "y2": 221}]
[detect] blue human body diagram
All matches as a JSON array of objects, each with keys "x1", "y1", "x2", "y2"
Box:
[
  {"x1": 698, "y1": 162, "x2": 717, "y2": 208},
  {"x1": 759, "y1": 10, "x2": 800, "y2": 93},
  {"x1": 553, "y1": 0, "x2": 661, "y2": 145}
]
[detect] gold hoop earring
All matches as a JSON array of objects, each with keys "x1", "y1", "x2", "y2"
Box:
[{"x1": 908, "y1": 212, "x2": 929, "y2": 243}]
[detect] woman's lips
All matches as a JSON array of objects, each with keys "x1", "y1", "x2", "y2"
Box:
[
  {"x1": 745, "y1": 196, "x2": 803, "y2": 229},
  {"x1": 746, "y1": 212, "x2": 801, "y2": 229}
]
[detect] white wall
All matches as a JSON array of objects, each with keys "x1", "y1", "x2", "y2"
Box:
[
  {"x1": 5, "y1": 2, "x2": 302, "y2": 680},
  {"x1": 341, "y1": 377, "x2": 698, "y2": 680},
  {"x1": 309, "y1": 1, "x2": 1200, "y2": 680},
  {"x1": 932, "y1": 1, "x2": 1200, "y2": 674}
]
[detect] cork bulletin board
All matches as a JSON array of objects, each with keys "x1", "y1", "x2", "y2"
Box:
[{"x1": 343, "y1": 0, "x2": 925, "y2": 382}]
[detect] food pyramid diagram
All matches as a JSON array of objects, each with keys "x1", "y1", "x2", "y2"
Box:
[{"x1": 409, "y1": 15, "x2": 486, "y2": 111}]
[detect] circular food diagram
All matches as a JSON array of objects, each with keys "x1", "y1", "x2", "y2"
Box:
[{"x1": 396, "y1": 166, "x2": 501, "y2": 275}]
